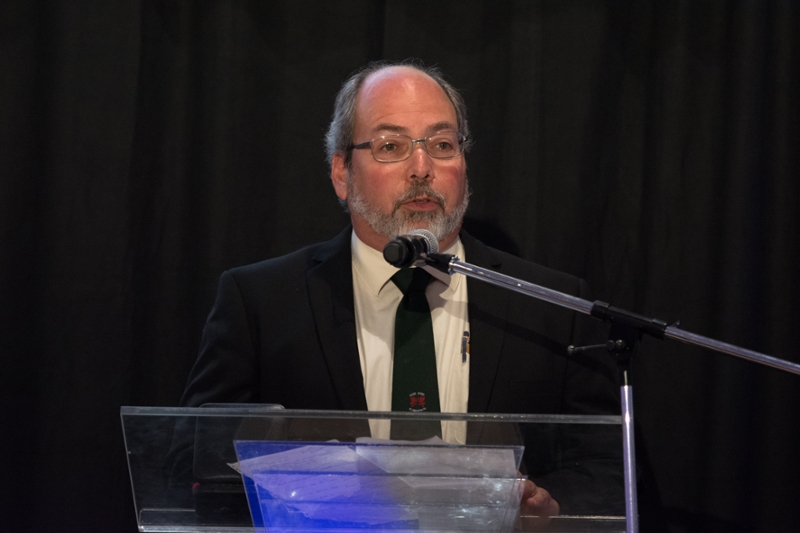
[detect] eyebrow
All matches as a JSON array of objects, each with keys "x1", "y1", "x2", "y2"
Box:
[
  {"x1": 426, "y1": 121, "x2": 457, "y2": 134},
  {"x1": 371, "y1": 121, "x2": 458, "y2": 137},
  {"x1": 372, "y1": 123, "x2": 408, "y2": 135}
]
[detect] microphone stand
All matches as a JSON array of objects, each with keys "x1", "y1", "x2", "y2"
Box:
[{"x1": 422, "y1": 252, "x2": 800, "y2": 533}]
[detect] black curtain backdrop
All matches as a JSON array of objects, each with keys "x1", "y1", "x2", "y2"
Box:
[{"x1": 2, "y1": 1, "x2": 798, "y2": 532}]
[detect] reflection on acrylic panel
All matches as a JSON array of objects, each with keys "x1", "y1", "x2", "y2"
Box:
[{"x1": 233, "y1": 440, "x2": 525, "y2": 531}]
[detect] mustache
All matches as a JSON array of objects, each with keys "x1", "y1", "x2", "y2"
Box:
[{"x1": 392, "y1": 182, "x2": 446, "y2": 211}]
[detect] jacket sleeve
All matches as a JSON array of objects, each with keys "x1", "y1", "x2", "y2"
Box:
[{"x1": 180, "y1": 270, "x2": 260, "y2": 407}]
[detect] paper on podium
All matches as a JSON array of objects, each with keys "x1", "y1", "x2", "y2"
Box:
[{"x1": 234, "y1": 440, "x2": 525, "y2": 531}]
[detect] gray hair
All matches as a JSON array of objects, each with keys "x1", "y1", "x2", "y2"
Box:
[{"x1": 325, "y1": 60, "x2": 472, "y2": 168}]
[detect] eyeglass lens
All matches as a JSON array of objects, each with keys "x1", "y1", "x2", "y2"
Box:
[{"x1": 372, "y1": 132, "x2": 462, "y2": 162}]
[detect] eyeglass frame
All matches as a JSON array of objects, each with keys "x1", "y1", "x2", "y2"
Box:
[{"x1": 348, "y1": 130, "x2": 469, "y2": 163}]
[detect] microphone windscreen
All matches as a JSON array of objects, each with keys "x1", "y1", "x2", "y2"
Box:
[{"x1": 407, "y1": 229, "x2": 439, "y2": 253}]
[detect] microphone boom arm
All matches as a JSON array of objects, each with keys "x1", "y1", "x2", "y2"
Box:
[
  {"x1": 431, "y1": 253, "x2": 800, "y2": 376},
  {"x1": 425, "y1": 251, "x2": 800, "y2": 533}
]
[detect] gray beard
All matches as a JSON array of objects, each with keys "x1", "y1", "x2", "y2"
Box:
[{"x1": 346, "y1": 176, "x2": 470, "y2": 242}]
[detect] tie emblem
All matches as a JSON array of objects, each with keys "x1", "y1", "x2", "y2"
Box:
[{"x1": 409, "y1": 392, "x2": 427, "y2": 412}]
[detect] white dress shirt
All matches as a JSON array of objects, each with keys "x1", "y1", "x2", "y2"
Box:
[{"x1": 351, "y1": 231, "x2": 470, "y2": 442}]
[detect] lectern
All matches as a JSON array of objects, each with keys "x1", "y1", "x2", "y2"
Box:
[{"x1": 121, "y1": 406, "x2": 626, "y2": 532}]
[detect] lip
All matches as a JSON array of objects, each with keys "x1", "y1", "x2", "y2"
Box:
[{"x1": 401, "y1": 196, "x2": 441, "y2": 211}]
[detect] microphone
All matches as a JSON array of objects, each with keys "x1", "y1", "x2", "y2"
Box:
[{"x1": 383, "y1": 229, "x2": 439, "y2": 268}]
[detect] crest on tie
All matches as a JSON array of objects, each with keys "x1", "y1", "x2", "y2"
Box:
[{"x1": 409, "y1": 392, "x2": 427, "y2": 412}]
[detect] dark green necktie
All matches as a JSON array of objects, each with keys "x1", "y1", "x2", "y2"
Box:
[{"x1": 390, "y1": 268, "x2": 441, "y2": 439}]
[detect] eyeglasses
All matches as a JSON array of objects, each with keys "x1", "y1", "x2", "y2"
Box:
[{"x1": 350, "y1": 130, "x2": 468, "y2": 162}]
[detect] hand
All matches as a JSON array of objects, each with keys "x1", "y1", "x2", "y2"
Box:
[{"x1": 520, "y1": 479, "x2": 560, "y2": 517}]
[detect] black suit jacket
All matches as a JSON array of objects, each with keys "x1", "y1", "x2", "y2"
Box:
[
  {"x1": 181, "y1": 227, "x2": 617, "y2": 416},
  {"x1": 178, "y1": 227, "x2": 624, "y2": 515}
]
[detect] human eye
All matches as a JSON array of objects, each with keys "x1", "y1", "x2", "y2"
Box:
[
  {"x1": 436, "y1": 139, "x2": 454, "y2": 150},
  {"x1": 372, "y1": 136, "x2": 411, "y2": 160},
  {"x1": 375, "y1": 137, "x2": 402, "y2": 152},
  {"x1": 428, "y1": 134, "x2": 457, "y2": 156}
]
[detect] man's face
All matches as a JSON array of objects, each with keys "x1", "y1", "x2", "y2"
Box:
[{"x1": 331, "y1": 67, "x2": 469, "y2": 251}]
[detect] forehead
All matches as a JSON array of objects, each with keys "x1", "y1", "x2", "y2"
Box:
[{"x1": 354, "y1": 67, "x2": 458, "y2": 136}]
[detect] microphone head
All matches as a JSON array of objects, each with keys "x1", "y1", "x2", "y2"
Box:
[
  {"x1": 382, "y1": 229, "x2": 440, "y2": 267},
  {"x1": 407, "y1": 229, "x2": 439, "y2": 253}
]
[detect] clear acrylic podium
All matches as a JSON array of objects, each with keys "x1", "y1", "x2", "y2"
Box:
[{"x1": 121, "y1": 406, "x2": 626, "y2": 532}]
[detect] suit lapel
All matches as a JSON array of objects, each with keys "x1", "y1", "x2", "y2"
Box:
[
  {"x1": 461, "y1": 231, "x2": 509, "y2": 413},
  {"x1": 307, "y1": 227, "x2": 368, "y2": 410},
  {"x1": 303, "y1": 228, "x2": 509, "y2": 413}
]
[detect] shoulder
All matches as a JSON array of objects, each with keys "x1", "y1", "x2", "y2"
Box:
[{"x1": 219, "y1": 227, "x2": 352, "y2": 299}]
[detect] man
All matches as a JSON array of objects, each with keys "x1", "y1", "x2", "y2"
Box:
[{"x1": 181, "y1": 61, "x2": 620, "y2": 516}]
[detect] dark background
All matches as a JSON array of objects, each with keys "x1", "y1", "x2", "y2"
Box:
[{"x1": 2, "y1": 1, "x2": 798, "y2": 532}]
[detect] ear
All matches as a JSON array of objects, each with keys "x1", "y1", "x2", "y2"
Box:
[{"x1": 331, "y1": 152, "x2": 349, "y2": 202}]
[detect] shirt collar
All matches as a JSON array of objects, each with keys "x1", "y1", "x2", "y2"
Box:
[{"x1": 351, "y1": 230, "x2": 465, "y2": 296}]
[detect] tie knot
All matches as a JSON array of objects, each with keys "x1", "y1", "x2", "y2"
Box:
[{"x1": 391, "y1": 268, "x2": 432, "y2": 295}]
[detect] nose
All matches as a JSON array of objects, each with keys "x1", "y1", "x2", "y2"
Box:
[{"x1": 408, "y1": 140, "x2": 433, "y2": 180}]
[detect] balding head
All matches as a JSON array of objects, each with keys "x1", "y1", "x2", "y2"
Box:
[{"x1": 325, "y1": 61, "x2": 472, "y2": 168}]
